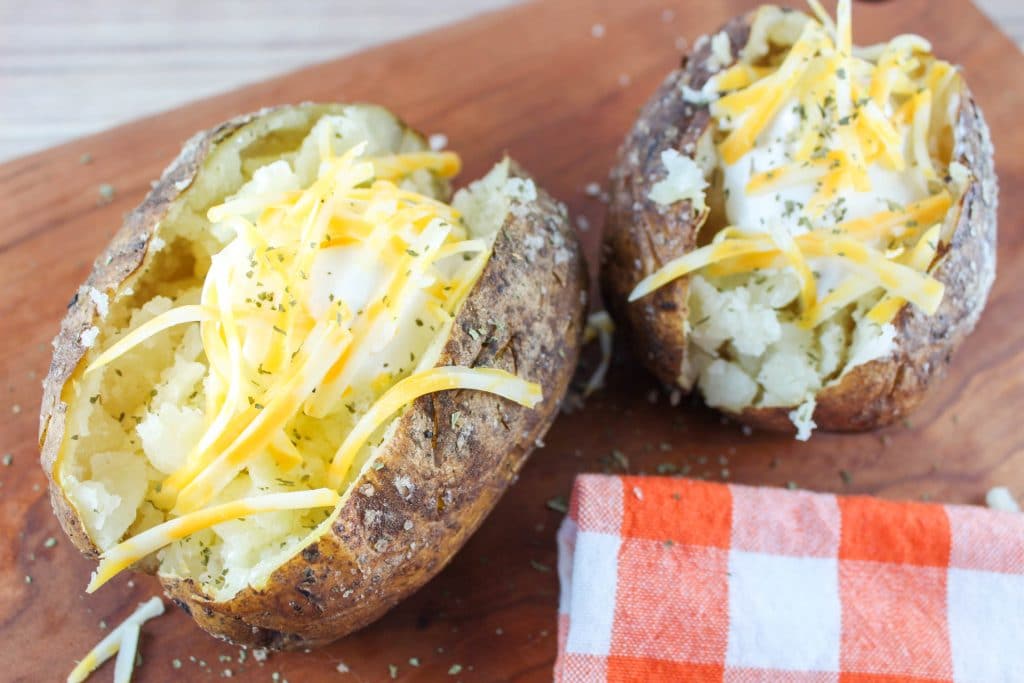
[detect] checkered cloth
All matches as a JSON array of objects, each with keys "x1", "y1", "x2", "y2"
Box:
[{"x1": 556, "y1": 475, "x2": 1024, "y2": 682}]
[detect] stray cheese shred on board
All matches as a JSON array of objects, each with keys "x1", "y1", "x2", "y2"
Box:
[{"x1": 68, "y1": 597, "x2": 165, "y2": 683}]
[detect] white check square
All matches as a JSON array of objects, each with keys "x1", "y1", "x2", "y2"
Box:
[
  {"x1": 948, "y1": 567, "x2": 1024, "y2": 682},
  {"x1": 564, "y1": 530, "x2": 621, "y2": 656},
  {"x1": 725, "y1": 550, "x2": 841, "y2": 672}
]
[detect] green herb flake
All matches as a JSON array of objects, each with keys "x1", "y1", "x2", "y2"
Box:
[
  {"x1": 530, "y1": 560, "x2": 552, "y2": 573},
  {"x1": 545, "y1": 495, "x2": 569, "y2": 514},
  {"x1": 448, "y1": 664, "x2": 463, "y2": 675},
  {"x1": 611, "y1": 449, "x2": 630, "y2": 471}
]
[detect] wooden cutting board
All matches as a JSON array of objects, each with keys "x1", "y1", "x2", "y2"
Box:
[{"x1": 1, "y1": 0, "x2": 1021, "y2": 680}]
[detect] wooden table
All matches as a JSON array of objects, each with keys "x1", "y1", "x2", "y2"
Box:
[
  {"x1": 0, "y1": 0, "x2": 1021, "y2": 681},
  {"x1": 0, "y1": 0, "x2": 1019, "y2": 162}
]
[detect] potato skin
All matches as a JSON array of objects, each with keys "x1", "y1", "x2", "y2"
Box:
[
  {"x1": 602, "y1": 15, "x2": 750, "y2": 388},
  {"x1": 41, "y1": 106, "x2": 587, "y2": 647},
  {"x1": 601, "y1": 12, "x2": 997, "y2": 432}
]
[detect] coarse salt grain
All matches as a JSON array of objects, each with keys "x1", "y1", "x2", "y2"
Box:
[
  {"x1": 986, "y1": 486, "x2": 1020, "y2": 513},
  {"x1": 428, "y1": 133, "x2": 448, "y2": 151}
]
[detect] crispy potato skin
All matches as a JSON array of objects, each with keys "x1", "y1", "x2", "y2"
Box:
[
  {"x1": 601, "y1": 13, "x2": 997, "y2": 432},
  {"x1": 602, "y1": 16, "x2": 751, "y2": 387},
  {"x1": 40, "y1": 108, "x2": 275, "y2": 559},
  {"x1": 41, "y1": 106, "x2": 587, "y2": 647}
]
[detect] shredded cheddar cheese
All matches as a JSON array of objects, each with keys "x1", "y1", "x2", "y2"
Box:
[
  {"x1": 111, "y1": 622, "x2": 140, "y2": 683},
  {"x1": 81, "y1": 123, "x2": 543, "y2": 591},
  {"x1": 88, "y1": 490, "x2": 342, "y2": 592},
  {"x1": 68, "y1": 597, "x2": 165, "y2": 683},
  {"x1": 635, "y1": 0, "x2": 961, "y2": 331},
  {"x1": 582, "y1": 311, "x2": 615, "y2": 397},
  {"x1": 326, "y1": 367, "x2": 542, "y2": 488}
]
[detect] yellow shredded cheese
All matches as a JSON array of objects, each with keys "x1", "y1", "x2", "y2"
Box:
[
  {"x1": 633, "y1": 0, "x2": 958, "y2": 333},
  {"x1": 714, "y1": 23, "x2": 823, "y2": 164},
  {"x1": 582, "y1": 311, "x2": 615, "y2": 397},
  {"x1": 868, "y1": 224, "x2": 943, "y2": 323},
  {"x1": 372, "y1": 151, "x2": 461, "y2": 180},
  {"x1": 112, "y1": 623, "x2": 140, "y2": 683},
  {"x1": 81, "y1": 124, "x2": 543, "y2": 591},
  {"x1": 85, "y1": 305, "x2": 209, "y2": 374},
  {"x1": 88, "y1": 490, "x2": 341, "y2": 593},
  {"x1": 630, "y1": 238, "x2": 778, "y2": 301},
  {"x1": 67, "y1": 597, "x2": 165, "y2": 683},
  {"x1": 326, "y1": 367, "x2": 542, "y2": 488},
  {"x1": 772, "y1": 229, "x2": 817, "y2": 313},
  {"x1": 171, "y1": 322, "x2": 351, "y2": 513}
]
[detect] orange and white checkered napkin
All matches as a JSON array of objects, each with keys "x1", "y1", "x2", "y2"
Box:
[{"x1": 555, "y1": 475, "x2": 1024, "y2": 682}]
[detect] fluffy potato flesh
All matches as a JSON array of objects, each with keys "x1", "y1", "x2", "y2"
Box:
[
  {"x1": 56, "y1": 105, "x2": 542, "y2": 600},
  {"x1": 633, "y1": 2, "x2": 970, "y2": 438}
]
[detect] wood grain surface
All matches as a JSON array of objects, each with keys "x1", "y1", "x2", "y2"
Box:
[
  {"x1": 0, "y1": 0, "x2": 518, "y2": 162},
  {"x1": 1, "y1": 0, "x2": 1020, "y2": 162},
  {"x1": 1, "y1": 0, "x2": 1021, "y2": 680}
]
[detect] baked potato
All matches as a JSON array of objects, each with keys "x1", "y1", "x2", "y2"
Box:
[
  {"x1": 601, "y1": 1, "x2": 997, "y2": 438},
  {"x1": 39, "y1": 103, "x2": 587, "y2": 648}
]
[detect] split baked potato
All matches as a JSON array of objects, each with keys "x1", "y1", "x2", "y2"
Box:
[
  {"x1": 601, "y1": 1, "x2": 997, "y2": 437},
  {"x1": 40, "y1": 103, "x2": 587, "y2": 648}
]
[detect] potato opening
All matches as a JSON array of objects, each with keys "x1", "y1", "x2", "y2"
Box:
[
  {"x1": 639, "y1": 4, "x2": 970, "y2": 437},
  {"x1": 56, "y1": 104, "x2": 538, "y2": 600}
]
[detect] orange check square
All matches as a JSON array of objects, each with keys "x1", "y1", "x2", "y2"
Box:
[
  {"x1": 607, "y1": 656, "x2": 725, "y2": 682},
  {"x1": 839, "y1": 560, "x2": 952, "y2": 679},
  {"x1": 838, "y1": 496, "x2": 950, "y2": 566},
  {"x1": 619, "y1": 476, "x2": 733, "y2": 547},
  {"x1": 611, "y1": 539, "x2": 730, "y2": 665}
]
